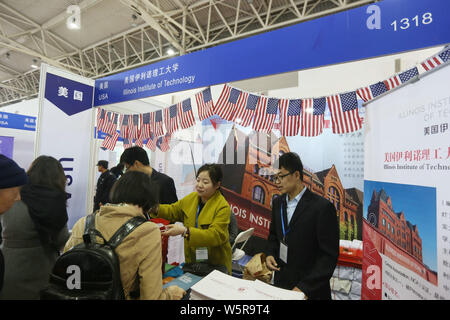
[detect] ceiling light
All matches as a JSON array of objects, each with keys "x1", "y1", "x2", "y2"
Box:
[
  {"x1": 131, "y1": 14, "x2": 138, "y2": 27},
  {"x1": 31, "y1": 59, "x2": 39, "y2": 69},
  {"x1": 66, "y1": 5, "x2": 81, "y2": 30},
  {"x1": 167, "y1": 48, "x2": 175, "y2": 56}
]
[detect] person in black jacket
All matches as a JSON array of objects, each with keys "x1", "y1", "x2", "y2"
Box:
[
  {"x1": 265, "y1": 152, "x2": 339, "y2": 300},
  {"x1": 120, "y1": 147, "x2": 178, "y2": 205},
  {"x1": 0, "y1": 155, "x2": 28, "y2": 292},
  {"x1": 93, "y1": 160, "x2": 117, "y2": 212}
]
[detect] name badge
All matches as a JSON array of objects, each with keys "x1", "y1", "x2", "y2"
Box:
[
  {"x1": 280, "y1": 242, "x2": 288, "y2": 264},
  {"x1": 196, "y1": 247, "x2": 208, "y2": 261}
]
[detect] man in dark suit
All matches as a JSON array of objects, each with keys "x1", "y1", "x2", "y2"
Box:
[
  {"x1": 265, "y1": 152, "x2": 339, "y2": 300},
  {"x1": 93, "y1": 160, "x2": 117, "y2": 212},
  {"x1": 120, "y1": 146, "x2": 178, "y2": 205}
]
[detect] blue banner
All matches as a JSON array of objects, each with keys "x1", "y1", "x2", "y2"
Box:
[
  {"x1": 45, "y1": 72, "x2": 94, "y2": 116},
  {"x1": 94, "y1": 0, "x2": 450, "y2": 106},
  {"x1": 0, "y1": 111, "x2": 36, "y2": 131}
]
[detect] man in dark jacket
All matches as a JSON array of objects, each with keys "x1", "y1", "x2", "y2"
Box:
[
  {"x1": 120, "y1": 146, "x2": 178, "y2": 205},
  {"x1": 265, "y1": 152, "x2": 339, "y2": 300},
  {"x1": 93, "y1": 160, "x2": 117, "y2": 212},
  {"x1": 0, "y1": 155, "x2": 28, "y2": 292}
]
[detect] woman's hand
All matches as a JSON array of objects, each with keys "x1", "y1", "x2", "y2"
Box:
[
  {"x1": 166, "y1": 285, "x2": 186, "y2": 300},
  {"x1": 161, "y1": 224, "x2": 186, "y2": 237}
]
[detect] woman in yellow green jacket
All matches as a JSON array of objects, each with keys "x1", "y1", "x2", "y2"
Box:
[{"x1": 153, "y1": 164, "x2": 232, "y2": 274}]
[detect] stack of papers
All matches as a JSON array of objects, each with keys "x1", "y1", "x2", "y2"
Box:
[{"x1": 190, "y1": 270, "x2": 305, "y2": 300}]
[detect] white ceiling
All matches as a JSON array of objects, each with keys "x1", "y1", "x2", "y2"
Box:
[{"x1": 0, "y1": 0, "x2": 376, "y2": 106}]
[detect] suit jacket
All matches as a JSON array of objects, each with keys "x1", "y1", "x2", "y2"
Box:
[
  {"x1": 151, "y1": 169, "x2": 178, "y2": 205},
  {"x1": 155, "y1": 190, "x2": 232, "y2": 274},
  {"x1": 265, "y1": 188, "x2": 339, "y2": 300},
  {"x1": 94, "y1": 170, "x2": 117, "y2": 211}
]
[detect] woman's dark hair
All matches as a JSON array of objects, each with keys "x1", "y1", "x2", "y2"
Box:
[
  {"x1": 276, "y1": 152, "x2": 304, "y2": 181},
  {"x1": 27, "y1": 155, "x2": 67, "y2": 192},
  {"x1": 196, "y1": 164, "x2": 223, "y2": 186},
  {"x1": 109, "y1": 170, "x2": 159, "y2": 213}
]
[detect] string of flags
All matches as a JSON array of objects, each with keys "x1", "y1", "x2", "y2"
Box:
[{"x1": 97, "y1": 46, "x2": 449, "y2": 152}]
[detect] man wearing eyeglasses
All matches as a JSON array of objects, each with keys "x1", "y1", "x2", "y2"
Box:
[{"x1": 265, "y1": 152, "x2": 339, "y2": 300}]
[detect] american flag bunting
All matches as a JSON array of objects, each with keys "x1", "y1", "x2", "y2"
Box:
[
  {"x1": 146, "y1": 132, "x2": 157, "y2": 151},
  {"x1": 195, "y1": 87, "x2": 214, "y2": 121},
  {"x1": 178, "y1": 98, "x2": 196, "y2": 129},
  {"x1": 214, "y1": 84, "x2": 245, "y2": 121},
  {"x1": 151, "y1": 110, "x2": 165, "y2": 137},
  {"x1": 356, "y1": 82, "x2": 388, "y2": 102},
  {"x1": 120, "y1": 114, "x2": 130, "y2": 139},
  {"x1": 384, "y1": 67, "x2": 419, "y2": 90},
  {"x1": 327, "y1": 91, "x2": 362, "y2": 134},
  {"x1": 279, "y1": 98, "x2": 301, "y2": 137},
  {"x1": 300, "y1": 98, "x2": 326, "y2": 137},
  {"x1": 140, "y1": 113, "x2": 151, "y2": 139},
  {"x1": 252, "y1": 96, "x2": 279, "y2": 133},
  {"x1": 232, "y1": 92, "x2": 259, "y2": 127},
  {"x1": 101, "y1": 132, "x2": 120, "y2": 151},
  {"x1": 130, "y1": 114, "x2": 140, "y2": 140},
  {"x1": 156, "y1": 134, "x2": 171, "y2": 152},
  {"x1": 164, "y1": 104, "x2": 179, "y2": 134},
  {"x1": 421, "y1": 47, "x2": 450, "y2": 71}
]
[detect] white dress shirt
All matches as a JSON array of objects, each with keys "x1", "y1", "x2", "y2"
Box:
[{"x1": 286, "y1": 186, "x2": 307, "y2": 224}]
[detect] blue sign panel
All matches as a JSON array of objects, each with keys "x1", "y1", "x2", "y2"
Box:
[
  {"x1": 0, "y1": 111, "x2": 36, "y2": 131},
  {"x1": 45, "y1": 72, "x2": 94, "y2": 116},
  {"x1": 94, "y1": 0, "x2": 450, "y2": 106},
  {"x1": 0, "y1": 136, "x2": 14, "y2": 158}
]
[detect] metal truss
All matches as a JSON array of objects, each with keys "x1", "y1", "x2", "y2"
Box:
[{"x1": 0, "y1": 0, "x2": 376, "y2": 106}]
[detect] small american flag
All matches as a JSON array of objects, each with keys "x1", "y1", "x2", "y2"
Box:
[
  {"x1": 120, "y1": 114, "x2": 131, "y2": 139},
  {"x1": 195, "y1": 87, "x2": 214, "y2": 121},
  {"x1": 164, "y1": 104, "x2": 179, "y2": 134},
  {"x1": 146, "y1": 132, "x2": 157, "y2": 152},
  {"x1": 101, "y1": 132, "x2": 120, "y2": 151},
  {"x1": 279, "y1": 98, "x2": 301, "y2": 137},
  {"x1": 356, "y1": 82, "x2": 388, "y2": 102},
  {"x1": 421, "y1": 47, "x2": 450, "y2": 71},
  {"x1": 122, "y1": 138, "x2": 132, "y2": 149},
  {"x1": 134, "y1": 137, "x2": 144, "y2": 147},
  {"x1": 156, "y1": 134, "x2": 171, "y2": 152},
  {"x1": 178, "y1": 98, "x2": 196, "y2": 129},
  {"x1": 151, "y1": 110, "x2": 164, "y2": 137},
  {"x1": 233, "y1": 92, "x2": 258, "y2": 127},
  {"x1": 327, "y1": 91, "x2": 362, "y2": 134},
  {"x1": 214, "y1": 84, "x2": 245, "y2": 121},
  {"x1": 104, "y1": 112, "x2": 119, "y2": 136},
  {"x1": 140, "y1": 112, "x2": 151, "y2": 139},
  {"x1": 301, "y1": 97, "x2": 326, "y2": 137},
  {"x1": 252, "y1": 96, "x2": 279, "y2": 133},
  {"x1": 130, "y1": 114, "x2": 140, "y2": 140},
  {"x1": 96, "y1": 108, "x2": 107, "y2": 134},
  {"x1": 384, "y1": 67, "x2": 418, "y2": 90}
]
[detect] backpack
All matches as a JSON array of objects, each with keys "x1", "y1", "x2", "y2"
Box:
[{"x1": 40, "y1": 212, "x2": 147, "y2": 300}]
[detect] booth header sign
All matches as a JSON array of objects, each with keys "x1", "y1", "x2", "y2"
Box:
[
  {"x1": 94, "y1": 0, "x2": 450, "y2": 106},
  {"x1": 0, "y1": 111, "x2": 36, "y2": 131}
]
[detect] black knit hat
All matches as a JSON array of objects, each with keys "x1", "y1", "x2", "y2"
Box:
[{"x1": 0, "y1": 154, "x2": 27, "y2": 189}]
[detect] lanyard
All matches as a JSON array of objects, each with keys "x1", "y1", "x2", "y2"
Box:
[
  {"x1": 195, "y1": 204, "x2": 202, "y2": 228},
  {"x1": 280, "y1": 203, "x2": 290, "y2": 242}
]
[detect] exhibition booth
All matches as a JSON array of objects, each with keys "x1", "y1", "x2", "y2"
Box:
[{"x1": 1, "y1": 0, "x2": 449, "y2": 300}]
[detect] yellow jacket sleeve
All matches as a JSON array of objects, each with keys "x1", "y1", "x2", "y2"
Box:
[{"x1": 154, "y1": 199, "x2": 185, "y2": 223}]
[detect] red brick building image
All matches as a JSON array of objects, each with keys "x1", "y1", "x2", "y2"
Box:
[
  {"x1": 367, "y1": 189, "x2": 423, "y2": 262},
  {"x1": 217, "y1": 128, "x2": 363, "y2": 248}
]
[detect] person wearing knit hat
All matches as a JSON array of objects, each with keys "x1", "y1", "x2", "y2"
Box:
[
  {"x1": 0, "y1": 154, "x2": 27, "y2": 292},
  {"x1": 0, "y1": 154, "x2": 27, "y2": 215}
]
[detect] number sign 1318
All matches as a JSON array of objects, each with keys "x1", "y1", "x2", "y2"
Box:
[{"x1": 391, "y1": 13, "x2": 433, "y2": 31}]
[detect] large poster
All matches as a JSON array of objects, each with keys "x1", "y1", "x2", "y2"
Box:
[
  {"x1": 36, "y1": 65, "x2": 95, "y2": 229},
  {"x1": 362, "y1": 64, "x2": 450, "y2": 299}
]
